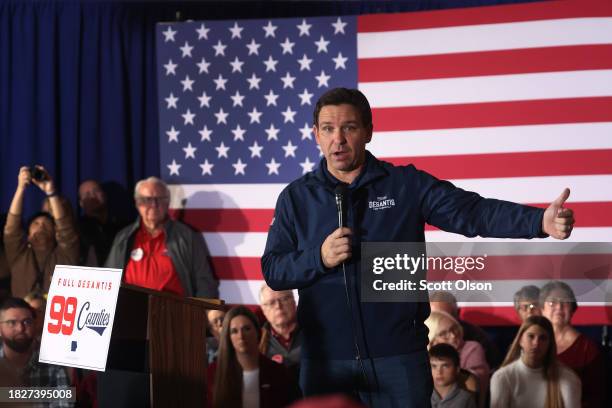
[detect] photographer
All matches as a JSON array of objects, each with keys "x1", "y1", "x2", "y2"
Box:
[{"x1": 3, "y1": 166, "x2": 79, "y2": 297}]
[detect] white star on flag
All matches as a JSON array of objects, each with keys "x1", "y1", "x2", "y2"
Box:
[
  {"x1": 200, "y1": 159, "x2": 214, "y2": 175},
  {"x1": 281, "y1": 106, "x2": 297, "y2": 123},
  {"x1": 315, "y1": 35, "x2": 330, "y2": 53},
  {"x1": 249, "y1": 141, "x2": 264, "y2": 158},
  {"x1": 216, "y1": 142, "x2": 230, "y2": 158},
  {"x1": 300, "y1": 157, "x2": 316, "y2": 173},
  {"x1": 299, "y1": 123, "x2": 313, "y2": 140},
  {"x1": 331, "y1": 17, "x2": 347, "y2": 34},
  {"x1": 165, "y1": 93, "x2": 178, "y2": 109},
  {"x1": 297, "y1": 54, "x2": 313, "y2": 71},
  {"x1": 248, "y1": 107, "x2": 262, "y2": 124},
  {"x1": 197, "y1": 57, "x2": 211, "y2": 74},
  {"x1": 215, "y1": 108, "x2": 229, "y2": 124},
  {"x1": 167, "y1": 159, "x2": 181, "y2": 175},
  {"x1": 333, "y1": 52, "x2": 348, "y2": 69},
  {"x1": 282, "y1": 140, "x2": 298, "y2": 157},
  {"x1": 315, "y1": 70, "x2": 331, "y2": 87},
  {"x1": 198, "y1": 92, "x2": 212, "y2": 108},
  {"x1": 264, "y1": 89, "x2": 279, "y2": 106},
  {"x1": 247, "y1": 73, "x2": 262, "y2": 90},
  {"x1": 199, "y1": 126, "x2": 212, "y2": 142},
  {"x1": 232, "y1": 158, "x2": 247, "y2": 175},
  {"x1": 229, "y1": 22, "x2": 244, "y2": 39},
  {"x1": 181, "y1": 75, "x2": 194, "y2": 91},
  {"x1": 266, "y1": 158, "x2": 281, "y2": 175},
  {"x1": 164, "y1": 60, "x2": 177, "y2": 75},
  {"x1": 166, "y1": 126, "x2": 180, "y2": 143},
  {"x1": 280, "y1": 72, "x2": 296, "y2": 89},
  {"x1": 230, "y1": 91, "x2": 245, "y2": 107},
  {"x1": 162, "y1": 26, "x2": 177, "y2": 42},
  {"x1": 262, "y1": 21, "x2": 277, "y2": 38},
  {"x1": 298, "y1": 89, "x2": 314, "y2": 105},
  {"x1": 180, "y1": 41, "x2": 193, "y2": 58},
  {"x1": 214, "y1": 74, "x2": 228, "y2": 91},
  {"x1": 183, "y1": 142, "x2": 197, "y2": 159},
  {"x1": 265, "y1": 123, "x2": 280, "y2": 141},
  {"x1": 230, "y1": 57, "x2": 244, "y2": 73},
  {"x1": 246, "y1": 38, "x2": 261, "y2": 55},
  {"x1": 263, "y1": 56, "x2": 279, "y2": 72},
  {"x1": 232, "y1": 124, "x2": 247, "y2": 141},
  {"x1": 296, "y1": 19, "x2": 312, "y2": 36},
  {"x1": 213, "y1": 40, "x2": 227, "y2": 56},
  {"x1": 280, "y1": 37, "x2": 295, "y2": 54},
  {"x1": 196, "y1": 23, "x2": 210, "y2": 40},
  {"x1": 182, "y1": 109, "x2": 195, "y2": 125}
]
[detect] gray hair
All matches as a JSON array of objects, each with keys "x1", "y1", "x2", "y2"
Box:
[
  {"x1": 513, "y1": 285, "x2": 540, "y2": 310},
  {"x1": 539, "y1": 281, "x2": 578, "y2": 314},
  {"x1": 134, "y1": 177, "x2": 170, "y2": 199},
  {"x1": 259, "y1": 283, "x2": 294, "y2": 304}
]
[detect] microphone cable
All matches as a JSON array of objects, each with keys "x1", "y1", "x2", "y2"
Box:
[{"x1": 335, "y1": 185, "x2": 374, "y2": 407}]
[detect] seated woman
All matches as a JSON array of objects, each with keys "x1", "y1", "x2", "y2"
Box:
[
  {"x1": 490, "y1": 315, "x2": 581, "y2": 408},
  {"x1": 210, "y1": 306, "x2": 299, "y2": 408},
  {"x1": 540, "y1": 281, "x2": 604, "y2": 408},
  {"x1": 426, "y1": 311, "x2": 489, "y2": 408}
]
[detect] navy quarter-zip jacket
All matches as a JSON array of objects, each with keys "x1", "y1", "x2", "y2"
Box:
[{"x1": 262, "y1": 151, "x2": 545, "y2": 360}]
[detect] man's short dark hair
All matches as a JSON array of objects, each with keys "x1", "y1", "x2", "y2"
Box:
[
  {"x1": 26, "y1": 211, "x2": 54, "y2": 231},
  {"x1": 313, "y1": 87, "x2": 372, "y2": 128},
  {"x1": 0, "y1": 297, "x2": 35, "y2": 318},
  {"x1": 429, "y1": 343, "x2": 460, "y2": 367}
]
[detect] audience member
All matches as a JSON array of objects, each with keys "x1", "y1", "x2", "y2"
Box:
[
  {"x1": 105, "y1": 177, "x2": 218, "y2": 297},
  {"x1": 426, "y1": 310, "x2": 489, "y2": 408},
  {"x1": 0, "y1": 216, "x2": 10, "y2": 301},
  {"x1": 3, "y1": 166, "x2": 79, "y2": 297},
  {"x1": 430, "y1": 343, "x2": 477, "y2": 408},
  {"x1": 258, "y1": 284, "x2": 301, "y2": 374},
  {"x1": 490, "y1": 315, "x2": 581, "y2": 408},
  {"x1": 513, "y1": 285, "x2": 541, "y2": 323},
  {"x1": 210, "y1": 306, "x2": 299, "y2": 408},
  {"x1": 206, "y1": 307, "x2": 226, "y2": 364},
  {"x1": 540, "y1": 281, "x2": 604, "y2": 408},
  {"x1": 23, "y1": 290, "x2": 45, "y2": 343},
  {"x1": 0, "y1": 297, "x2": 72, "y2": 406},
  {"x1": 77, "y1": 179, "x2": 125, "y2": 266},
  {"x1": 430, "y1": 291, "x2": 500, "y2": 368}
]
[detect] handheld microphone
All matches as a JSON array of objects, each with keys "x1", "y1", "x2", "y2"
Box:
[{"x1": 334, "y1": 184, "x2": 347, "y2": 228}]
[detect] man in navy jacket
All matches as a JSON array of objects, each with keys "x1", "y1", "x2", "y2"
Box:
[{"x1": 261, "y1": 88, "x2": 574, "y2": 407}]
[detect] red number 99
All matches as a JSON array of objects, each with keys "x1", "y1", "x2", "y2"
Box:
[{"x1": 47, "y1": 295, "x2": 78, "y2": 335}]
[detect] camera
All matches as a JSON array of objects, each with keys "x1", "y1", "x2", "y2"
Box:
[{"x1": 29, "y1": 166, "x2": 48, "y2": 182}]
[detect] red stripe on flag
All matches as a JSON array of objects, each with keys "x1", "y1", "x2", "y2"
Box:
[
  {"x1": 371, "y1": 97, "x2": 612, "y2": 132},
  {"x1": 358, "y1": 0, "x2": 611, "y2": 32},
  {"x1": 460, "y1": 305, "x2": 612, "y2": 326},
  {"x1": 359, "y1": 45, "x2": 612, "y2": 82},
  {"x1": 170, "y1": 208, "x2": 274, "y2": 232},
  {"x1": 382, "y1": 150, "x2": 612, "y2": 180},
  {"x1": 213, "y1": 253, "x2": 612, "y2": 281}
]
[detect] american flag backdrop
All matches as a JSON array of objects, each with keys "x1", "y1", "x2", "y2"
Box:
[{"x1": 156, "y1": 0, "x2": 612, "y2": 325}]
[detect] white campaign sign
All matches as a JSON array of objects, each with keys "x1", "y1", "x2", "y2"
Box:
[{"x1": 39, "y1": 265, "x2": 123, "y2": 371}]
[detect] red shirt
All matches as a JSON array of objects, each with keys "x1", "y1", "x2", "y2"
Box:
[{"x1": 124, "y1": 225, "x2": 185, "y2": 296}]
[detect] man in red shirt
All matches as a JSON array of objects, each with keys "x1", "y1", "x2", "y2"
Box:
[{"x1": 105, "y1": 177, "x2": 218, "y2": 298}]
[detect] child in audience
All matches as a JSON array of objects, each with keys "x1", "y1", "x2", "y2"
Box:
[
  {"x1": 490, "y1": 315, "x2": 581, "y2": 408},
  {"x1": 430, "y1": 343, "x2": 477, "y2": 408}
]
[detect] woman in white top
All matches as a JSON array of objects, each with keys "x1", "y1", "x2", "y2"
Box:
[{"x1": 490, "y1": 315, "x2": 581, "y2": 408}]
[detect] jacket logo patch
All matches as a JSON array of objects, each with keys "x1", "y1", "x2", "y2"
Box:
[{"x1": 369, "y1": 195, "x2": 396, "y2": 211}]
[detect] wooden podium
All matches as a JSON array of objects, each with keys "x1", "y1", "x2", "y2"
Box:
[{"x1": 98, "y1": 284, "x2": 223, "y2": 407}]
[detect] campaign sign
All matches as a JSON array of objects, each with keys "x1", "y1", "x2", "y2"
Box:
[{"x1": 39, "y1": 265, "x2": 123, "y2": 371}]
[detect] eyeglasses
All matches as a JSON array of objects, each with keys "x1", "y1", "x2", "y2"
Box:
[
  {"x1": 262, "y1": 295, "x2": 294, "y2": 308},
  {"x1": 135, "y1": 196, "x2": 170, "y2": 207},
  {"x1": 545, "y1": 298, "x2": 570, "y2": 307},
  {"x1": 518, "y1": 303, "x2": 539, "y2": 312},
  {"x1": 0, "y1": 318, "x2": 34, "y2": 328},
  {"x1": 437, "y1": 326, "x2": 460, "y2": 339}
]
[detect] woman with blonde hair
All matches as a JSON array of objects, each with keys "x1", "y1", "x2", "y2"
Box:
[
  {"x1": 490, "y1": 315, "x2": 580, "y2": 408},
  {"x1": 210, "y1": 306, "x2": 299, "y2": 408}
]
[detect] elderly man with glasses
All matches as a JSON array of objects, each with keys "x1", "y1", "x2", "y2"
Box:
[
  {"x1": 0, "y1": 297, "x2": 71, "y2": 396},
  {"x1": 105, "y1": 177, "x2": 218, "y2": 298},
  {"x1": 259, "y1": 283, "x2": 302, "y2": 380}
]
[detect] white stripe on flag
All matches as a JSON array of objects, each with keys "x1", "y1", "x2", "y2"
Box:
[
  {"x1": 369, "y1": 123, "x2": 612, "y2": 158},
  {"x1": 360, "y1": 70, "x2": 612, "y2": 108},
  {"x1": 357, "y1": 18, "x2": 612, "y2": 58}
]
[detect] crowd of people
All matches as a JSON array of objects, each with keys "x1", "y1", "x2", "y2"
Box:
[{"x1": 0, "y1": 87, "x2": 607, "y2": 407}]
